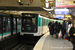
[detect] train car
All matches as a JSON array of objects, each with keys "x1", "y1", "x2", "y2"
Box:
[
  {"x1": 20, "y1": 13, "x2": 50, "y2": 36},
  {"x1": 0, "y1": 13, "x2": 21, "y2": 40},
  {"x1": 0, "y1": 13, "x2": 11, "y2": 39}
]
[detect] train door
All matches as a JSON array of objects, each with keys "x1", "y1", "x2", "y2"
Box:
[
  {"x1": 13, "y1": 18, "x2": 17, "y2": 34},
  {"x1": 0, "y1": 16, "x2": 2, "y2": 40},
  {"x1": 17, "y1": 18, "x2": 21, "y2": 33},
  {"x1": 6, "y1": 17, "x2": 11, "y2": 36},
  {"x1": 3, "y1": 16, "x2": 11, "y2": 38},
  {"x1": 22, "y1": 14, "x2": 38, "y2": 32},
  {"x1": 38, "y1": 17, "x2": 43, "y2": 34}
]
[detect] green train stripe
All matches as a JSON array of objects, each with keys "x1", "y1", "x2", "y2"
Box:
[
  {"x1": 38, "y1": 17, "x2": 40, "y2": 26},
  {"x1": 17, "y1": 30, "x2": 21, "y2": 32},
  {"x1": 3, "y1": 31, "x2": 11, "y2": 36},
  {"x1": 0, "y1": 34, "x2": 2, "y2": 36},
  {"x1": 0, "y1": 13, "x2": 10, "y2": 16},
  {"x1": 13, "y1": 30, "x2": 16, "y2": 32},
  {"x1": 38, "y1": 17, "x2": 42, "y2": 27}
]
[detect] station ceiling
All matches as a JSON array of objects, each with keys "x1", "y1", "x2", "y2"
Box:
[{"x1": 0, "y1": 0, "x2": 54, "y2": 18}]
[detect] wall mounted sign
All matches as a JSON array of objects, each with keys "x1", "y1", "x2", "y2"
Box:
[{"x1": 56, "y1": 0, "x2": 75, "y2": 8}]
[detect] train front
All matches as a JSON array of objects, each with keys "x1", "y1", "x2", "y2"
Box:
[{"x1": 21, "y1": 13, "x2": 39, "y2": 36}]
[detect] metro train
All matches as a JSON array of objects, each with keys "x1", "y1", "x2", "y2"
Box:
[
  {"x1": 0, "y1": 13, "x2": 21, "y2": 39},
  {"x1": 20, "y1": 13, "x2": 63, "y2": 36},
  {"x1": 0, "y1": 13, "x2": 63, "y2": 38},
  {"x1": 20, "y1": 13, "x2": 50, "y2": 36}
]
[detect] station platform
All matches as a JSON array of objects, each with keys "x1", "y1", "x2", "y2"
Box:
[{"x1": 33, "y1": 32, "x2": 73, "y2": 50}]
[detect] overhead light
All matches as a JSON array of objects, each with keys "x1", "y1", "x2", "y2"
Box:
[
  {"x1": 45, "y1": 3, "x2": 49, "y2": 8},
  {"x1": 49, "y1": 12, "x2": 51, "y2": 13},
  {"x1": 43, "y1": 7, "x2": 53, "y2": 11},
  {"x1": 45, "y1": 0, "x2": 49, "y2": 2}
]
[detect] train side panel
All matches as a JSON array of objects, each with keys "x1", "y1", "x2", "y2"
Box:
[{"x1": 42, "y1": 18, "x2": 49, "y2": 34}]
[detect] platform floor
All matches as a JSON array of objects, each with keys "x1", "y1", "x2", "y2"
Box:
[{"x1": 33, "y1": 32, "x2": 73, "y2": 50}]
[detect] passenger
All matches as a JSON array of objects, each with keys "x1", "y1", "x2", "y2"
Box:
[
  {"x1": 69, "y1": 24, "x2": 75, "y2": 50},
  {"x1": 67, "y1": 21, "x2": 72, "y2": 41},
  {"x1": 48, "y1": 21, "x2": 52, "y2": 29},
  {"x1": 65, "y1": 21, "x2": 69, "y2": 40},
  {"x1": 58, "y1": 22, "x2": 61, "y2": 33},
  {"x1": 61, "y1": 20, "x2": 66, "y2": 39},
  {"x1": 51, "y1": 21, "x2": 54, "y2": 36},
  {"x1": 53, "y1": 21, "x2": 56, "y2": 35},
  {"x1": 48, "y1": 21, "x2": 52, "y2": 35},
  {"x1": 55, "y1": 21, "x2": 59, "y2": 39}
]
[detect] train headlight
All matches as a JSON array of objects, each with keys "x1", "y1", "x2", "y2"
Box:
[
  {"x1": 22, "y1": 28, "x2": 24, "y2": 30},
  {"x1": 35, "y1": 29, "x2": 36, "y2": 31}
]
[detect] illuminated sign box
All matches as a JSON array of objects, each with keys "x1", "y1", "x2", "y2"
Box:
[
  {"x1": 56, "y1": 15, "x2": 64, "y2": 19},
  {"x1": 55, "y1": 9, "x2": 69, "y2": 14},
  {"x1": 65, "y1": 15, "x2": 71, "y2": 18},
  {"x1": 56, "y1": 0, "x2": 75, "y2": 8}
]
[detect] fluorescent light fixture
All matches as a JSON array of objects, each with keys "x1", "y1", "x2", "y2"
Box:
[
  {"x1": 45, "y1": 3, "x2": 49, "y2": 8},
  {"x1": 49, "y1": 12, "x2": 51, "y2": 13},
  {"x1": 56, "y1": 15, "x2": 64, "y2": 19},
  {"x1": 45, "y1": 0, "x2": 48, "y2": 2},
  {"x1": 43, "y1": 7, "x2": 53, "y2": 11},
  {"x1": 55, "y1": 9, "x2": 69, "y2": 14},
  {"x1": 55, "y1": 9, "x2": 69, "y2": 11}
]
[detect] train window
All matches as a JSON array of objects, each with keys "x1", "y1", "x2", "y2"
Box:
[
  {"x1": 3, "y1": 17, "x2": 11, "y2": 37},
  {"x1": 39, "y1": 18, "x2": 41, "y2": 26},
  {"x1": 42, "y1": 19, "x2": 44, "y2": 26},
  {"x1": 39, "y1": 18, "x2": 42, "y2": 26},
  {"x1": 32, "y1": 18, "x2": 36, "y2": 25},
  {"x1": 45, "y1": 19, "x2": 46, "y2": 25},
  {"x1": 6, "y1": 18, "x2": 11, "y2": 32},
  {"x1": 47, "y1": 20, "x2": 48, "y2": 25},
  {"x1": 3, "y1": 17, "x2": 6, "y2": 33},
  {"x1": 44, "y1": 19, "x2": 45, "y2": 26},
  {"x1": 17, "y1": 18, "x2": 21, "y2": 32},
  {"x1": 38, "y1": 18, "x2": 40, "y2": 26},
  {"x1": 27, "y1": 19, "x2": 31, "y2": 23},
  {"x1": 13, "y1": 18, "x2": 16, "y2": 34}
]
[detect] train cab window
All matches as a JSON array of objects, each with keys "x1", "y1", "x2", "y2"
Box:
[
  {"x1": 17, "y1": 18, "x2": 21, "y2": 32},
  {"x1": 3, "y1": 17, "x2": 6, "y2": 33},
  {"x1": 22, "y1": 14, "x2": 38, "y2": 32},
  {"x1": 32, "y1": 18, "x2": 36, "y2": 25},
  {"x1": 13, "y1": 18, "x2": 16, "y2": 34}
]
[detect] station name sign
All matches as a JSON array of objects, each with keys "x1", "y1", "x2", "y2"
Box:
[{"x1": 56, "y1": 0, "x2": 75, "y2": 8}]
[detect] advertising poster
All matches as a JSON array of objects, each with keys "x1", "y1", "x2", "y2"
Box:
[{"x1": 56, "y1": 0, "x2": 75, "y2": 8}]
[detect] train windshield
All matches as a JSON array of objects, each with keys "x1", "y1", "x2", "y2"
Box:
[{"x1": 22, "y1": 14, "x2": 38, "y2": 32}]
